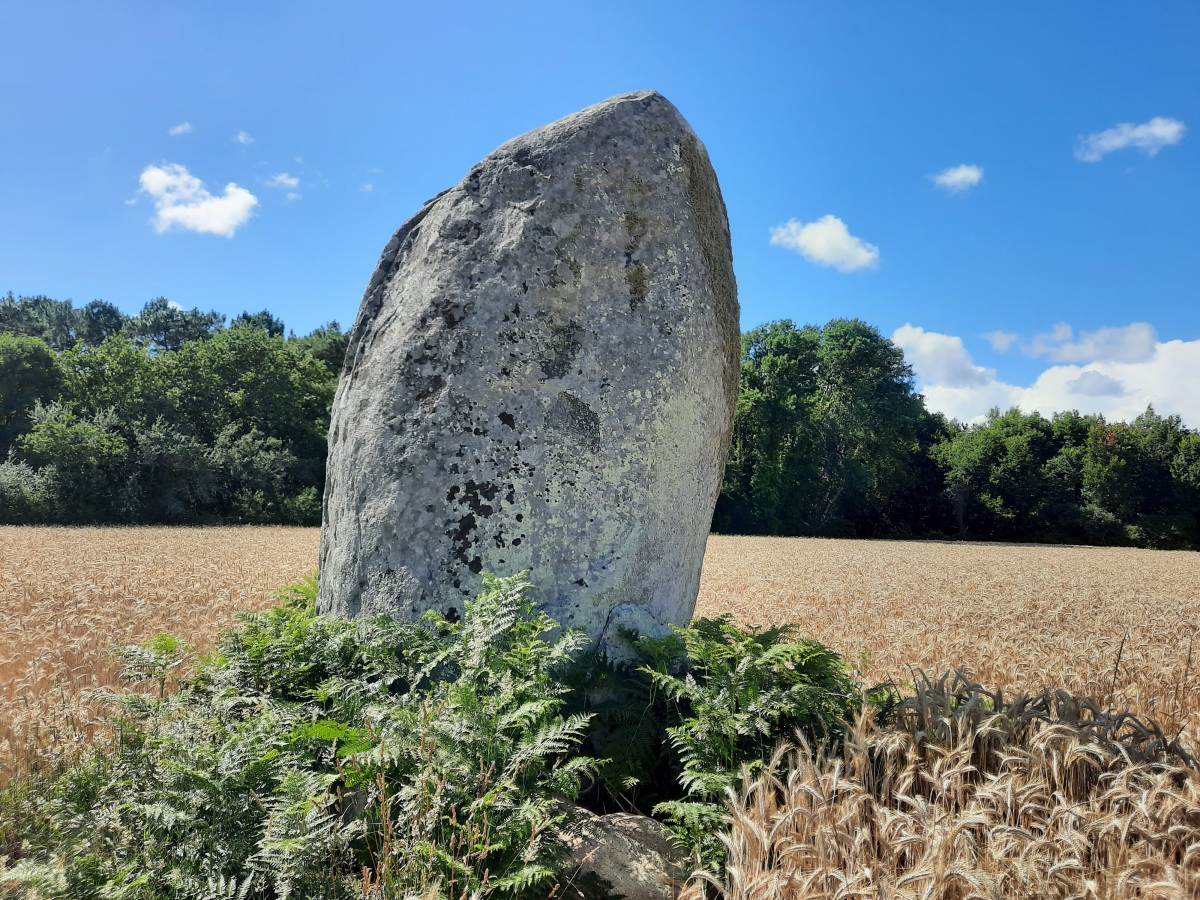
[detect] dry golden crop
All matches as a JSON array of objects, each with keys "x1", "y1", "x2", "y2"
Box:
[
  {"x1": 4, "y1": 528, "x2": 1200, "y2": 897},
  {"x1": 697, "y1": 535, "x2": 1200, "y2": 744},
  {"x1": 0, "y1": 525, "x2": 319, "y2": 776},
  {"x1": 690, "y1": 672, "x2": 1200, "y2": 900}
]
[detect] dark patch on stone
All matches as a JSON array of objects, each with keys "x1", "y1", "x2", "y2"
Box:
[
  {"x1": 446, "y1": 513, "x2": 477, "y2": 566},
  {"x1": 547, "y1": 392, "x2": 601, "y2": 452},
  {"x1": 624, "y1": 264, "x2": 647, "y2": 311},
  {"x1": 451, "y1": 479, "x2": 500, "y2": 520},
  {"x1": 540, "y1": 321, "x2": 583, "y2": 379},
  {"x1": 414, "y1": 373, "x2": 444, "y2": 402},
  {"x1": 452, "y1": 220, "x2": 482, "y2": 243},
  {"x1": 498, "y1": 412, "x2": 516, "y2": 429},
  {"x1": 623, "y1": 209, "x2": 649, "y2": 311}
]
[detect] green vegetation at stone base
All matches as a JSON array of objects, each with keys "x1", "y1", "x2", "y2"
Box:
[{"x1": 0, "y1": 573, "x2": 870, "y2": 899}]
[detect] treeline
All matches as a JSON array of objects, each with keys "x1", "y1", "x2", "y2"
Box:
[
  {"x1": 0, "y1": 294, "x2": 346, "y2": 525},
  {"x1": 717, "y1": 319, "x2": 1200, "y2": 549},
  {"x1": 3, "y1": 294, "x2": 1199, "y2": 548}
]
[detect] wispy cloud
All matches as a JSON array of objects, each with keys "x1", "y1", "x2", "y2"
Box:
[
  {"x1": 985, "y1": 330, "x2": 1019, "y2": 351},
  {"x1": 167, "y1": 122, "x2": 193, "y2": 136},
  {"x1": 769, "y1": 215, "x2": 880, "y2": 273},
  {"x1": 1027, "y1": 322, "x2": 1157, "y2": 364},
  {"x1": 138, "y1": 163, "x2": 258, "y2": 237},
  {"x1": 267, "y1": 172, "x2": 299, "y2": 189},
  {"x1": 930, "y1": 164, "x2": 983, "y2": 193},
  {"x1": 232, "y1": 131, "x2": 255, "y2": 145},
  {"x1": 360, "y1": 183, "x2": 373, "y2": 193},
  {"x1": 1075, "y1": 117, "x2": 1186, "y2": 162}
]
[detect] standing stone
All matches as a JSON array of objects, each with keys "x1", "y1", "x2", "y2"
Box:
[{"x1": 318, "y1": 90, "x2": 739, "y2": 653}]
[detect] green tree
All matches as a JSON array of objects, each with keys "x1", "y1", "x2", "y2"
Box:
[
  {"x1": 807, "y1": 318, "x2": 925, "y2": 533},
  {"x1": 57, "y1": 333, "x2": 166, "y2": 424},
  {"x1": 127, "y1": 418, "x2": 214, "y2": 522},
  {"x1": 0, "y1": 293, "x2": 79, "y2": 349},
  {"x1": 160, "y1": 325, "x2": 335, "y2": 451},
  {"x1": 129, "y1": 297, "x2": 225, "y2": 352},
  {"x1": 716, "y1": 319, "x2": 925, "y2": 536},
  {"x1": 716, "y1": 320, "x2": 820, "y2": 534},
  {"x1": 14, "y1": 404, "x2": 129, "y2": 521},
  {"x1": 231, "y1": 309, "x2": 285, "y2": 337},
  {"x1": 289, "y1": 320, "x2": 349, "y2": 374},
  {"x1": 0, "y1": 332, "x2": 63, "y2": 454},
  {"x1": 207, "y1": 424, "x2": 299, "y2": 522},
  {"x1": 76, "y1": 299, "x2": 127, "y2": 346},
  {"x1": 930, "y1": 408, "x2": 1059, "y2": 538},
  {"x1": 1083, "y1": 407, "x2": 1199, "y2": 548}
]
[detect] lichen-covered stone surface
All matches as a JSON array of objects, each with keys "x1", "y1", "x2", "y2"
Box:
[{"x1": 318, "y1": 90, "x2": 739, "y2": 652}]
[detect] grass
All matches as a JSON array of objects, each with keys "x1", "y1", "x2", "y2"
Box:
[{"x1": 3, "y1": 528, "x2": 1199, "y2": 898}]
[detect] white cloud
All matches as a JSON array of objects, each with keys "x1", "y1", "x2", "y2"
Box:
[
  {"x1": 138, "y1": 163, "x2": 258, "y2": 237},
  {"x1": 930, "y1": 164, "x2": 983, "y2": 192},
  {"x1": 985, "y1": 330, "x2": 1019, "y2": 351},
  {"x1": 267, "y1": 172, "x2": 299, "y2": 189},
  {"x1": 769, "y1": 215, "x2": 880, "y2": 273},
  {"x1": 1027, "y1": 322, "x2": 1157, "y2": 363},
  {"x1": 894, "y1": 323, "x2": 1200, "y2": 427},
  {"x1": 360, "y1": 182, "x2": 373, "y2": 193},
  {"x1": 286, "y1": 192, "x2": 300, "y2": 201},
  {"x1": 167, "y1": 122, "x2": 193, "y2": 136},
  {"x1": 166, "y1": 300, "x2": 184, "y2": 311},
  {"x1": 893, "y1": 325, "x2": 995, "y2": 388},
  {"x1": 232, "y1": 131, "x2": 255, "y2": 144},
  {"x1": 1066, "y1": 370, "x2": 1125, "y2": 397},
  {"x1": 1075, "y1": 116, "x2": 1186, "y2": 162}
]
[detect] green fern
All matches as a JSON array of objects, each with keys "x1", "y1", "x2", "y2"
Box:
[{"x1": 8, "y1": 571, "x2": 594, "y2": 900}]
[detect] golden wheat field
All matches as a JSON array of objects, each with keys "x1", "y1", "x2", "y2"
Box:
[
  {"x1": 5, "y1": 527, "x2": 1200, "y2": 898},
  {"x1": 0, "y1": 526, "x2": 318, "y2": 772},
  {"x1": 4, "y1": 527, "x2": 1200, "y2": 772},
  {"x1": 695, "y1": 535, "x2": 1200, "y2": 743}
]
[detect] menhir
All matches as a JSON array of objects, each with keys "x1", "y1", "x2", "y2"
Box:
[{"x1": 318, "y1": 90, "x2": 739, "y2": 656}]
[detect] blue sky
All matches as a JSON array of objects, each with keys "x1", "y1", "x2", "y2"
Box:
[{"x1": 3, "y1": 3, "x2": 1198, "y2": 423}]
